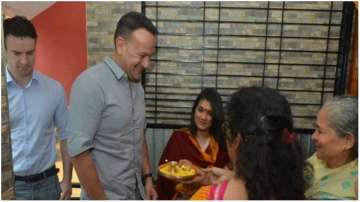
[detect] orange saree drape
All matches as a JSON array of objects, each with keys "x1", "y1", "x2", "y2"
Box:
[{"x1": 156, "y1": 128, "x2": 229, "y2": 200}]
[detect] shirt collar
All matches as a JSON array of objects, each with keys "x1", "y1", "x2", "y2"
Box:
[
  {"x1": 32, "y1": 70, "x2": 41, "y2": 81},
  {"x1": 6, "y1": 65, "x2": 39, "y2": 86},
  {"x1": 104, "y1": 56, "x2": 126, "y2": 80},
  {"x1": 6, "y1": 66, "x2": 14, "y2": 84}
]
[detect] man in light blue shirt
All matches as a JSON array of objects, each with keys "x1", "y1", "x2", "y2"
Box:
[
  {"x1": 4, "y1": 16, "x2": 72, "y2": 200},
  {"x1": 67, "y1": 12, "x2": 157, "y2": 200}
]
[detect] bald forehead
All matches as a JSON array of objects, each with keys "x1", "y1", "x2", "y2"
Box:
[
  {"x1": 128, "y1": 28, "x2": 156, "y2": 55},
  {"x1": 129, "y1": 28, "x2": 156, "y2": 43}
]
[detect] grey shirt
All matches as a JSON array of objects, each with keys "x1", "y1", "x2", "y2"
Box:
[{"x1": 66, "y1": 57, "x2": 146, "y2": 199}]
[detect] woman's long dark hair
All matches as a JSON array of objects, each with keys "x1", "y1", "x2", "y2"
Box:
[
  {"x1": 227, "y1": 87, "x2": 306, "y2": 199},
  {"x1": 189, "y1": 88, "x2": 226, "y2": 149}
]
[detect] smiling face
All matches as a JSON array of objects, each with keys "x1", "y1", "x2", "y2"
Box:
[
  {"x1": 6, "y1": 35, "x2": 36, "y2": 81},
  {"x1": 194, "y1": 99, "x2": 213, "y2": 132},
  {"x1": 115, "y1": 28, "x2": 156, "y2": 82},
  {"x1": 312, "y1": 107, "x2": 350, "y2": 165}
]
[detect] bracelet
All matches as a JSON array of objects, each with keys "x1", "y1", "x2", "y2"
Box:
[{"x1": 143, "y1": 173, "x2": 152, "y2": 179}]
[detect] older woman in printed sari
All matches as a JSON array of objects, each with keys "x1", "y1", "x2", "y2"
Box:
[{"x1": 305, "y1": 96, "x2": 358, "y2": 199}]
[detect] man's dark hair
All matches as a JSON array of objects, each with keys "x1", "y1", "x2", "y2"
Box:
[
  {"x1": 3, "y1": 16, "x2": 37, "y2": 49},
  {"x1": 114, "y1": 11, "x2": 158, "y2": 47}
]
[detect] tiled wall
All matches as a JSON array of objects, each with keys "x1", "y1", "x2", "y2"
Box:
[
  {"x1": 86, "y1": 2, "x2": 343, "y2": 180},
  {"x1": 143, "y1": 1, "x2": 343, "y2": 129}
]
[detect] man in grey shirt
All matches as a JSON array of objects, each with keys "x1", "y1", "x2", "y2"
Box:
[{"x1": 66, "y1": 12, "x2": 158, "y2": 200}]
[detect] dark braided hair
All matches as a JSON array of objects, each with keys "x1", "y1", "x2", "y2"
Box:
[{"x1": 226, "y1": 86, "x2": 306, "y2": 199}]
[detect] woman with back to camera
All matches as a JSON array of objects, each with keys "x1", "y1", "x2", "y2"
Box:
[
  {"x1": 191, "y1": 86, "x2": 306, "y2": 200},
  {"x1": 156, "y1": 88, "x2": 229, "y2": 199},
  {"x1": 305, "y1": 96, "x2": 358, "y2": 199}
]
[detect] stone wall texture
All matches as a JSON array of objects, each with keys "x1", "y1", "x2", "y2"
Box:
[
  {"x1": 1, "y1": 64, "x2": 15, "y2": 199},
  {"x1": 86, "y1": 1, "x2": 344, "y2": 129},
  {"x1": 86, "y1": 2, "x2": 141, "y2": 66}
]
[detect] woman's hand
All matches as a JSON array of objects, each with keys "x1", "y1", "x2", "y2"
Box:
[
  {"x1": 203, "y1": 167, "x2": 235, "y2": 184},
  {"x1": 179, "y1": 165, "x2": 234, "y2": 186}
]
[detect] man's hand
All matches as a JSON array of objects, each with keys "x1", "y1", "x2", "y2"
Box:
[
  {"x1": 145, "y1": 178, "x2": 158, "y2": 200},
  {"x1": 72, "y1": 151, "x2": 107, "y2": 199},
  {"x1": 60, "y1": 179, "x2": 72, "y2": 200},
  {"x1": 59, "y1": 140, "x2": 73, "y2": 200}
]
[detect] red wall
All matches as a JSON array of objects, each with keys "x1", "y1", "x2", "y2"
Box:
[{"x1": 32, "y1": 2, "x2": 87, "y2": 101}]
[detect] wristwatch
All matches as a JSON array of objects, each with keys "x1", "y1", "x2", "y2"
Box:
[{"x1": 143, "y1": 173, "x2": 152, "y2": 179}]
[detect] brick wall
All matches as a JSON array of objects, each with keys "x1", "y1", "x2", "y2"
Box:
[
  {"x1": 1, "y1": 64, "x2": 15, "y2": 199},
  {"x1": 85, "y1": 1, "x2": 346, "y2": 179},
  {"x1": 86, "y1": 2, "x2": 141, "y2": 66},
  {"x1": 86, "y1": 2, "x2": 344, "y2": 130}
]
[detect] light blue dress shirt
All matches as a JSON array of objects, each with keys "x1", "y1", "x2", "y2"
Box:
[{"x1": 6, "y1": 67, "x2": 68, "y2": 176}]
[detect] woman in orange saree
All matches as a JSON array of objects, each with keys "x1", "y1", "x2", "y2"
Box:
[{"x1": 156, "y1": 88, "x2": 229, "y2": 200}]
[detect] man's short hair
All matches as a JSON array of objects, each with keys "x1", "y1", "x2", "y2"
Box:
[
  {"x1": 3, "y1": 16, "x2": 37, "y2": 49},
  {"x1": 114, "y1": 11, "x2": 158, "y2": 47}
]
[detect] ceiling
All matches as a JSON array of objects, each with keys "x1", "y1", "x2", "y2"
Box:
[{"x1": 2, "y1": 2, "x2": 55, "y2": 19}]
